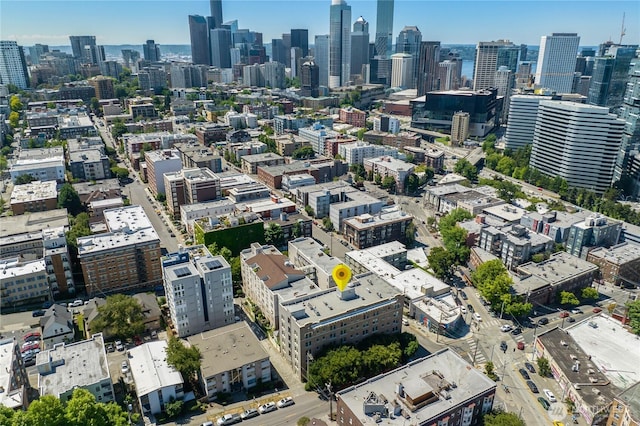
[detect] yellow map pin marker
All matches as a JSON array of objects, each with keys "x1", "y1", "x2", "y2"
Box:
[{"x1": 332, "y1": 264, "x2": 352, "y2": 291}]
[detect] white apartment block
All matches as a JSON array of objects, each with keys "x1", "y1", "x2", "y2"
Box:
[
  {"x1": 288, "y1": 237, "x2": 342, "y2": 289},
  {"x1": 535, "y1": 33, "x2": 580, "y2": 94},
  {"x1": 530, "y1": 101, "x2": 624, "y2": 193},
  {"x1": 298, "y1": 123, "x2": 338, "y2": 155},
  {"x1": 338, "y1": 141, "x2": 399, "y2": 165},
  {"x1": 504, "y1": 94, "x2": 553, "y2": 151},
  {"x1": 0, "y1": 257, "x2": 49, "y2": 309},
  {"x1": 180, "y1": 199, "x2": 235, "y2": 234},
  {"x1": 364, "y1": 156, "x2": 414, "y2": 193},
  {"x1": 129, "y1": 341, "x2": 184, "y2": 415},
  {"x1": 145, "y1": 149, "x2": 182, "y2": 196},
  {"x1": 162, "y1": 245, "x2": 234, "y2": 338},
  {"x1": 36, "y1": 333, "x2": 114, "y2": 403}
]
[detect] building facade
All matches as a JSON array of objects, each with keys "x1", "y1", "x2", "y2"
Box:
[{"x1": 535, "y1": 33, "x2": 580, "y2": 94}]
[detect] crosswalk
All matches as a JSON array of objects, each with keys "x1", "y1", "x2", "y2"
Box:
[{"x1": 465, "y1": 337, "x2": 486, "y2": 365}]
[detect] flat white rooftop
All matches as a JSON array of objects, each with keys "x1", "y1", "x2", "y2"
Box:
[{"x1": 129, "y1": 341, "x2": 183, "y2": 397}]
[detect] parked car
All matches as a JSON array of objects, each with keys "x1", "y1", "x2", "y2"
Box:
[
  {"x1": 258, "y1": 402, "x2": 277, "y2": 414},
  {"x1": 23, "y1": 332, "x2": 41, "y2": 342},
  {"x1": 106, "y1": 343, "x2": 115, "y2": 353},
  {"x1": 543, "y1": 389, "x2": 557, "y2": 403},
  {"x1": 277, "y1": 397, "x2": 294, "y2": 408},
  {"x1": 42, "y1": 301, "x2": 53, "y2": 309},
  {"x1": 32, "y1": 310, "x2": 45, "y2": 317},
  {"x1": 571, "y1": 308, "x2": 583, "y2": 314},
  {"x1": 526, "y1": 380, "x2": 539, "y2": 393},
  {"x1": 460, "y1": 291, "x2": 468, "y2": 300},
  {"x1": 588, "y1": 321, "x2": 598, "y2": 328},
  {"x1": 538, "y1": 317, "x2": 549, "y2": 325},
  {"x1": 115, "y1": 340, "x2": 124, "y2": 351},
  {"x1": 500, "y1": 341, "x2": 508, "y2": 352},
  {"x1": 517, "y1": 341, "x2": 525, "y2": 350},
  {"x1": 402, "y1": 318, "x2": 409, "y2": 326},
  {"x1": 525, "y1": 362, "x2": 536, "y2": 374},
  {"x1": 593, "y1": 307, "x2": 603, "y2": 313},
  {"x1": 216, "y1": 414, "x2": 241, "y2": 425},
  {"x1": 473, "y1": 313, "x2": 482, "y2": 322},
  {"x1": 519, "y1": 368, "x2": 530, "y2": 380},
  {"x1": 21, "y1": 342, "x2": 39, "y2": 352},
  {"x1": 537, "y1": 397, "x2": 550, "y2": 410},
  {"x1": 459, "y1": 306, "x2": 467, "y2": 314},
  {"x1": 240, "y1": 409, "x2": 259, "y2": 420},
  {"x1": 511, "y1": 327, "x2": 522, "y2": 336},
  {"x1": 133, "y1": 335, "x2": 143, "y2": 346},
  {"x1": 559, "y1": 311, "x2": 569, "y2": 318},
  {"x1": 500, "y1": 324, "x2": 513, "y2": 332},
  {"x1": 566, "y1": 317, "x2": 576, "y2": 323},
  {"x1": 467, "y1": 304, "x2": 474, "y2": 313},
  {"x1": 121, "y1": 361, "x2": 129, "y2": 374}
]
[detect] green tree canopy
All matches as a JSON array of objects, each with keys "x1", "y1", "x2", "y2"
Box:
[
  {"x1": 442, "y1": 225, "x2": 470, "y2": 265},
  {"x1": 454, "y1": 158, "x2": 478, "y2": 181},
  {"x1": 559, "y1": 291, "x2": 580, "y2": 306},
  {"x1": 111, "y1": 119, "x2": 128, "y2": 139},
  {"x1": 10, "y1": 95, "x2": 23, "y2": 112},
  {"x1": 14, "y1": 173, "x2": 36, "y2": 185},
  {"x1": 265, "y1": 222, "x2": 285, "y2": 247},
  {"x1": 581, "y1": 287, "x2": 599, "y2": 300},
  {"x1": 427, "y1": 247, "x2": 455, "y2": 281},
  {"x1": 537, "y1": 356, "x2": 551, "y2": 376},
  {"x1": 322, "y1": 216, "x2": 334, "y2": 232},
  {"x1": 381, "y1": 175, "x2": 396, "y2": 191},
  {"x1": 405, "y1": 221, "x2": 417, "y2": 247},
  {"x1": 66, "y1": 212, "x2": 91, "y2": 249},
  {"x1": 89, "y1": 294, "x2": 145, "y2": 340},
  {"x1": 166, "y1": 336, "x2": 201, "y2": 383},
  {"x1": 9, "y1": 111, "x2": 19, "y2": 128},
  {"x1": 292, "y1": 145, "x2": 315, "y2": 159},
  {"x1": 482, "y1": 410, "x2": 526, "y2": 426},
  {"x1": 438, "y1": 208, "x2": 473, "y2": 233},
  {"x1": 57, "y1": 183, "x2": 83, "y2": 216},
  {"x1": 627, "y1": 299, "x2": 640, "y2": 335}
]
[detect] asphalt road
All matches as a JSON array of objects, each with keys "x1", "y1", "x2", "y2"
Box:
[{"x1": 311, "y1": 225, "x2": 349, "y2": 260}]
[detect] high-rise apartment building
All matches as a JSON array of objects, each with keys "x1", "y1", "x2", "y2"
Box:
[
  {"x1": 314, "y1": 35, "x2": 330, "y2": 87},
  {"x1": 503, "y1": 94, "x2": 553, "y2": 150},
  {"x1": 530, "y1": 101, "x2": 624, "y2": 193},
  {"x1": 189, "y1": 15, "x2": 211, "y2": 65},
  {"x1": 535, "y1": 33, "x2": 580, "y2": 94},
  {"x1": 329, "y1": 0, "x2": 351, "y2": 88},
  {"x1": 209, "y1": 0, "x2": 224, "y2": 29},
  {"x1": 613, "y1": 58, "x2": 640, "y2": 189},
  {"x1": 391, "y1": 53, "x2": 413, "y2": 89},
  {"x1": 88, "y1": 75, "x2": 115, "y2": 99},
  {"x1": 291, "y1": 29, "x2": 309, "y2": 57},
  {"x1": 28, "y1": 43, "x2": 49, "y2": 65},
  {"x1": 416, "y1": 41, "x2": 440, "y2": 96},
  {"x1": 588, "y1": 45, "x2": 638, "y2": 109},
  {"x1": 473, "y1": 40, "x2": 517, "y2": 90},
  {"x1": 162, "y1": 245, "x2": 233, "y2": 337},
  {"x1": 300, "y1": 59, "x2": 320, "y2": 97},
  {"x1": 374, "y1": 0, "x2": 394, "y2": 58},
  {"x1": 0, "y1": 41, "x2": 30, "y2": 89},
  {"x1": 143, "y1": 40, "x2": 161, "y2": 62},
  {"x1": 450, "y1": 111, "x2": 470, "y2": 146},
  {"x1": 350, "y1": 16, "x2": 369, "y2": 81},
  {"x1": 69, "y1": 35, "x2": 96, "y2": 59}
]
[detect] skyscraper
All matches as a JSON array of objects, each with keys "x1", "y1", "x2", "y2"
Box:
[
  {"x1": 271, "y1": 39, "x2": 287, "y2": 65},
  {"x1": 210, "y1": 28, "x2": 232, "y2": 68},
  {"x1": 530, "y1": 101, "x2": 624, "y2": 193},
  {"x1": 473, "y1": 40, "x2": 517, "y2": 90},
  {"x1": 189, "y1": 15, "x2": 211, "y2": 65},
  {"x1": 209, "y1": 0, "x2": 224, "y2": 29},
  {"x1": 143, "y1": 40, "x2": 161, "y2": 62},
  {"x1": 28, "y1": 44, "x2": 49, "y2": 65},
  {"x1": 329, "y1": 0, "x2": 351, "y2": 88},
  {"x1": 416, "y1": 41, "x2": 440, "y2": 96},
  {"x1": 350, "y1": 16, "x2": 370, "y2": 80},
  {"x1": 613, "y1": 58, "x2": 640, "y2": 186},
  {"x1": 588, "y1": 45, "x2": 638, "y2": 109},
  {"x1": 314, "y1": 34, "x2": 330, "y2": 87},
  {"x1": 535, "y1": 33, "x2": 580, "y2": 94},
  {"x1": 291, "y1": 29, "x2": 309, "y2": 57},
  {"x1": 301, "y1": 59, "x2": 320, "y2": 97},
  {"x1": 375, "y1": 0, "x2": 394, "y2": 58},
  {"x1": 396, "y1": 26, "x2": 422, "y2": 89},
  {"x1": 69, "y1": 35, "x2": 96, "y2": 59},
  {"x1": 0, "y1": 41, "x2": 30, "y2": 89},
  {"x1": 391, "y1": 53, "x2": 413, "y2": 89}
]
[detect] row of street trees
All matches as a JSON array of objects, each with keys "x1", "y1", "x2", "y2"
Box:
[
  {"x1": 471, "y1": 259, "x2": 532, "y2": 318},
  {"x1": 427, "y1": 209, "x2": 472, "y2": 282}
]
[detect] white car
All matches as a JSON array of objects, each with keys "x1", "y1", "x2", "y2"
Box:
[
  {"x1": 115, "y1": 340, "x2": 124, "y2": 351},
  {"x1": 460, "y1": 306, "x2": 467, "y2": 314},
  {"x1": 121, "y1": 361, "x2": 129, "y2": 374},
  {"x1": 543, "y1": 389, "x2": 557, "y2": 403},
  {"x1": 258, "y1": 402, "x2": 277, "y2": 414},
  {"x1": 500, "y1": 324, "x2": 513, "y2": 332},
  {"x1": 473, "y1": 312, "x2": 482, "y2": 322},
  {"x1": 277, "y1": 397, "x2": 294, "y2": 408}
]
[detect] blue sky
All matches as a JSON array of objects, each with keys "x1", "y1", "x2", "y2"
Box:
[{"x1": 1, "y1": 0, "x2": 638, "y2": 47}]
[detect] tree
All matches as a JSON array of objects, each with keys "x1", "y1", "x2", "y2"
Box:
[
  {"x1": 374, "y1": 173, "x2": 382, "y2": 185},
  {"x1": 65, "y1": 388, "x2": 112, "y2": 426},
  {"x1": 10, "y1": 95, "x2": 23, "y2": 112},
  {"x1": 471, "y1": 259, "x2": 508, "y2": 288},
  {"x1": 438, "y1": 208, "x2": 473, "y2": 233},
  {"x1": 90, "y1": 97, "x2": 101, "y2": 114},
  {"x1": 166, "y1": 336, "x2": 201, "y2": 383},
  {"x1": 483, "y1": 410, "x2": 526, "y2": 426},
  {"x1": 484, "y1": 361, "x2": 498, "y2": 381},
  {"x1": 111, "y1": 167, "x2": 129, "y2": 179},
  {"x1": 90, "y1": 294, "x2": 145, "y2": 340},
  {"x1": 405, "y1": 221, "x2": 417, "y2": 247},
  {"x1": 581, "y1": 287, "x2": 599, "y2": 300},
  {"x1": 427, "y1": 247, "x2": 455, "y2": 280},
  {"x1": 442, "y1": 225, "x2": 470, "y2": 265},
  {"x1": 297, "y1": 417, "x2": 311, "y2": 426},
  {"x1": 9, "y1": 111, "x2": 19, "y2": 128},
  {"x1": 381, "y1": 175, "x2": 396, "y2": 191},
  {"x1": 292, "y1": 221, "x2": 303, "y2": 238},
  {"x1": 404, "y1": 173, "x2": 420, "y2": 194},
  {"x1": 627, "y1": 300, "x2": 640, "y2": 335},
  {"x1": 537, "y1": 356, "x2": 551, "y2": 377},
  {"x1": 164, "y1": 398, "x2": 184, "y2": 418},
  {"x1": 111, "y1": 119, "x2": 128, "y2": 139},
  {"x1": 404, "y1": 153, "x2": 415, "y2": 164},
  {"x1": 265, "y1": 222, "x2": 285, "y2": 247},
  {"x1": 19, "y1": 395, "x2": 66, "y2": 426},
  {"x1": 292, "y1": 145, "x2": 315, "y2": 159},
  {"x1": 66, "y1": 212, "x2": 91, "y2": 249},
  {"x1": 454, "y1": 158, "x2": 478, "y2": 181},
  {"x1": 304, "y1": 205, "x2": 315, "y2": 218},
  {"x1": 14, "y1": 173, "x2": 36, "y2": 185},
  {"x1": 322, "y1": 216, "x2": 334, "y2": 232},
  {"x1": 559, "y1": 291, "x2": 580, "y2": 306},
  {"x1": 57, "y1": 183, "x2": 83, "y2": 216}
]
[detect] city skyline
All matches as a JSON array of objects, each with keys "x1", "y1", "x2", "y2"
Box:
[{"x1": 1, "y1": 1, "x2": 637, "y2": 47}]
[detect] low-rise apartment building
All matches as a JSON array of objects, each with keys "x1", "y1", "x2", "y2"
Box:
[
  {"x1": 145, "y1": 149, "x2": 182, "y2": 196},
  {"x1": 0, "y1": 257, "x2": 49, "y2": 309},
  {"x1": 241, "y1": 152, "x2": 285, "y2": 175},
  {"x1": 187, "y1": 322, "x2": 271, "y2": 400},
  {"x1": 586, "y1": 242, "x2": 640, "y2": 287},
  {"x1": 343, "y1": 206, "x2": 414, "y2": 249},
  {"x1": 278, "y1": 272, "x2": 403, "y2": 380},
  {"x1": 364, "y1": 156, "x2": 414, "y2": 193},
  {"x1": 0, "y1": 338, "x2": 29, "y2": 410},
  {"x1": 10, "y1": 180, "x2": 58, "y2": 215},
  {"x1": 36, "y1": 333, "x2": 113, "y2": 403},
  {"x1": 336, "y1": 348, "x2": 496, "y2": 426}
]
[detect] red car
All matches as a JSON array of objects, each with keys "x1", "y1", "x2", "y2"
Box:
[
  {"x1": 23, "y1": 332, "x2": 41, "y2": 342},
  {"x1": 133, "y1": 335, "x2": 143, "y2": 346},
  {"x1": 559, "y1": 311, "x2": 570, "y2": 318},
  {"x1": 593, "y1": 307, "x2": 603, "y2": 313},
  {"x1": 21, "y1": 342, "x2": 40, "y2": 353}
]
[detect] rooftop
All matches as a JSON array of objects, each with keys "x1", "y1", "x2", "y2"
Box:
[
  {"x1": 288, "y1": 237, "x2": 342, "y2": 274},
  {"x1": 129, "y1": 341, "x2": 183, "y2": 397},
  {"x1": 242, "y1": 152, "x2": 284, "y2": 163},
  {"x1": 187, "y1": 321, "x2": 269, "y2": 378},
  {"x1": 343, "y1": 206, "x2": 412, "y2": 230},
  {"x1": 0, "y1": 338, "x2": 24, "y2": 409},
  {"x1": 145, "y1": 149, "x2": 181, "y2": 163},
  {"x1": 0, "y1": 257, "x2": 46, "y2": 278},
  {"x1": 69, "y1": 149, "x2": 105, "y2": 163},
  {"x1": 336, "y1": 348, "x2": 496, "y2": 425},
  {"x1": 364, "y1": 156, "x2": 413, "y2": 172},
  {"x1": 513, "y1": 252, "x2": 598, "y2": 294},
  {"x1": 36, "y1": 334, "x2": 110, "y2": 398},
  {"x1": 587, "y1": 242, "x2": 640, "y2": 265},
  {"x1": 483, "y1": 203, "x2": 526, "y2": 223},
  {"x1": 280, "y1": 272, "x2": 401, "y2": 328},
  {"x1": 0, "y1": 208, "x2": 69, "y2": 237},
  {"x1": 10, "y1": 180, "x2": 58, "y2": 204},
  {"x1": 242, "y1": 248, "x2": 306, "y2": 289}
]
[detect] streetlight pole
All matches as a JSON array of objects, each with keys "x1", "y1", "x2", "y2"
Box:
[
  {"x1": 326, "y1": 381, "x2": 333, "y2": 421},
  {"x1": 500, "y1": 300, "x2": 506, "y2": 320}
]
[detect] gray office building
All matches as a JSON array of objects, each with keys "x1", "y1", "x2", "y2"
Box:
[
  {"x1": 350, "y1": 16, "x2": 370, "y2": 80},
  {"x1": 329, "y1": 0, "x2": 351, "y2": 88},
  {"x1": 315, "y1": 34, "x2": 330, "y2": 87},
  {"x1": 69, "y1": 35, "x2": 96, "y2": 59},
  {"x1": 210, "y1": 28, "x2": 232, "y2": 68},
  {"x1": 374, "y1": 0, "x2": 394, "y2": 58},
  {"x1": 189, "y1": 15, "x2": 211, "y2": 65}
]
